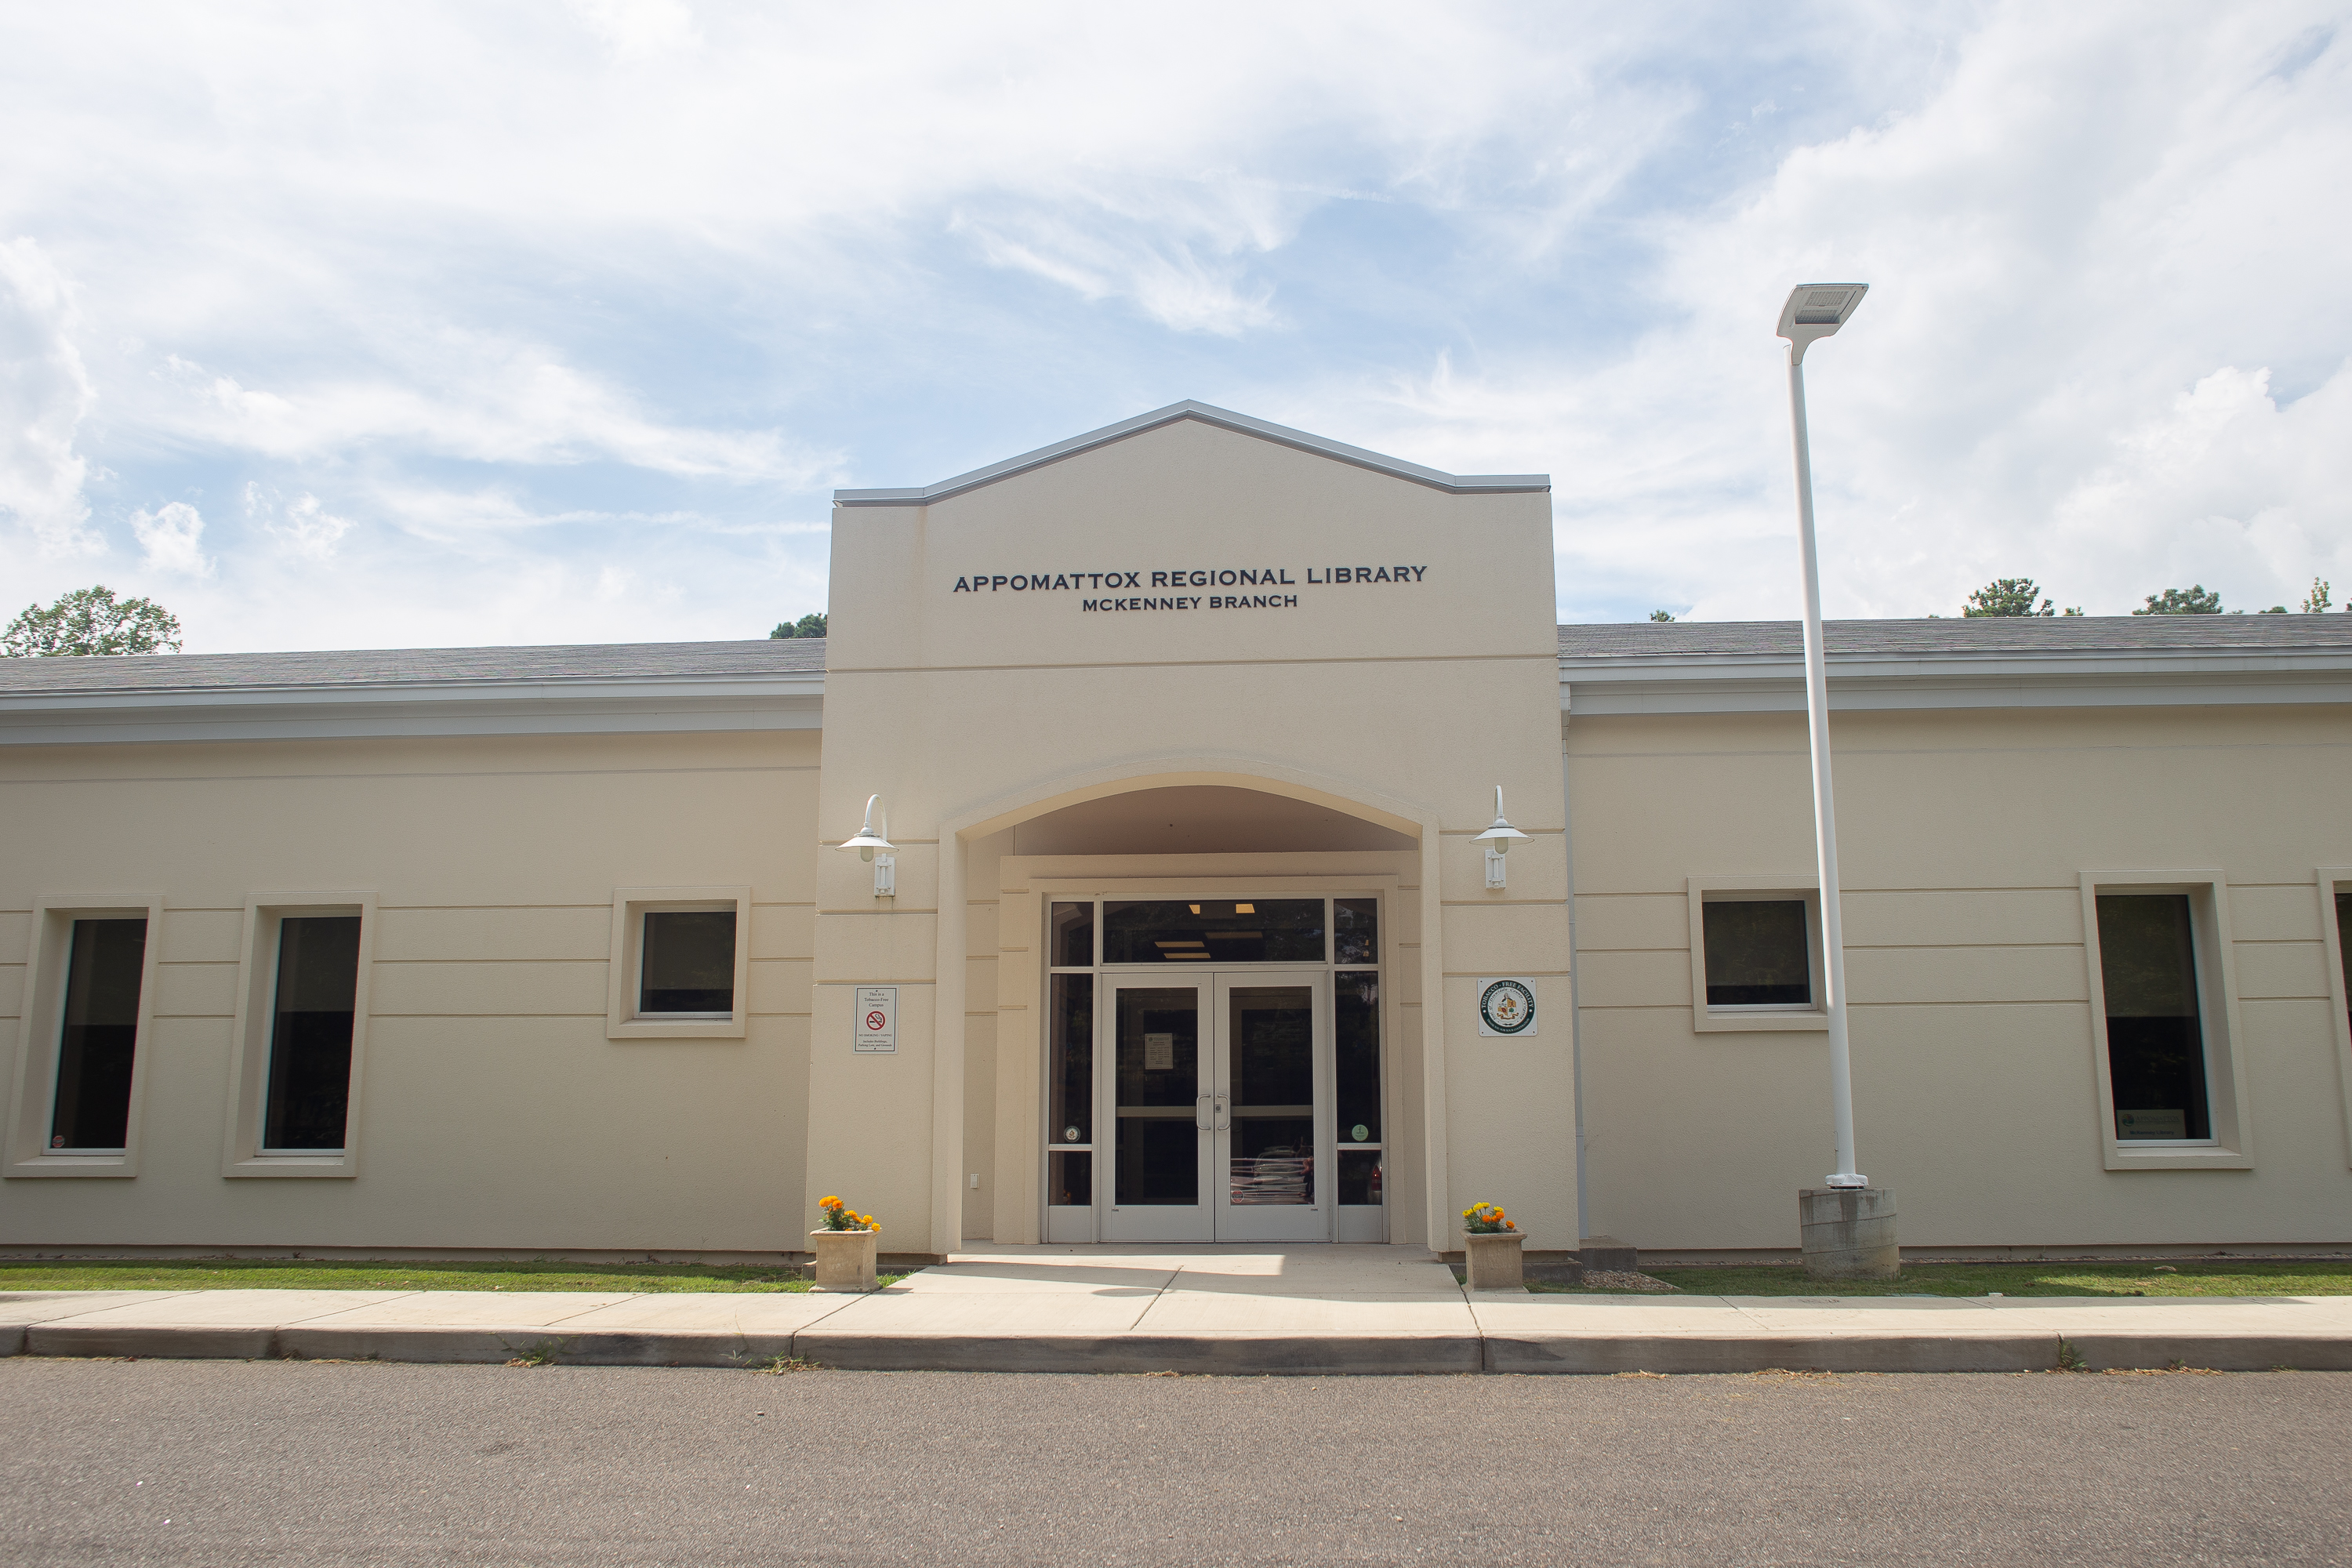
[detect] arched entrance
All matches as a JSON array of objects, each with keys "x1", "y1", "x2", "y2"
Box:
[{"x1": 935, "y1": 765, "x2": 1436, "y2": 1250}]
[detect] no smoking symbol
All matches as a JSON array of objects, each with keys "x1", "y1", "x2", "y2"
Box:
[{"x1": 866, "y1": 1011, "x2": 887, "y2": 1031}]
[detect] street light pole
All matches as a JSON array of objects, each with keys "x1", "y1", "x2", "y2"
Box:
[{"x1": 1777, "y1": 283, "x2": 1869, "y2": 1191}]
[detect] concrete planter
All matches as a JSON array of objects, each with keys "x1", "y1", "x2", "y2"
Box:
[
  {"x1": 810, "y1": 1229, "x2": 880, "y2": 1292},
  {"x1": 1463, "y1": 1230, "x2": 1527, "y2": 1290}
]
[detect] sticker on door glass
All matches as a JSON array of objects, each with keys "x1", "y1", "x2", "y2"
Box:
[
  {"x1": 1476, "y1": 978, "x2": 1537, "y2": 1037},
  {"x1": 1144, "y1": 1032, "x2": 1175, "y2": 1071}
]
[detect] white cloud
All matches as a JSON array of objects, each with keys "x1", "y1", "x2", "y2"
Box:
[
  {"x1": 130, "y1": 499, "x2": 212, "y2": 576},
  {"x1": 1305, "y1": 2, "x2": 2352, "y2": 619},
  {"x1": 0, "y1": 238, "x2": 99, "y2": 554},
  {"x1": 245, "y1": 483, "x2": 355, "y2": 559},
  {"x1": 163, "y1": 343, "x2": 835, "y2": 485},
  {"x1": 0, "y1": 0, "x2": 2344, "y2": 649},
  {"x1": 566, "y1": 0, "x2": 701, "y2": 60}
]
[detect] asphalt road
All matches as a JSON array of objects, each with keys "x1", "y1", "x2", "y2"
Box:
[{"x1": 3, "y1": 1359, "x2": 2347, "y2": 1566}]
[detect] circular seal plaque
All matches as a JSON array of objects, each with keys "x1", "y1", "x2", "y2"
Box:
[{"x1": 1478, "y1": 978, "x2": 1536, "y2": 1036}]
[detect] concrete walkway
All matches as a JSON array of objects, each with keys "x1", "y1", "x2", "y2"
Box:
[{"x1": 8, "y1": 1244, "x2": 2352, "y2": 1374}]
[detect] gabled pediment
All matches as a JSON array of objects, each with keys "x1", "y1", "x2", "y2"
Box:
[{"x1": 833, "y1": 399, "x2": 1548, "y2": 508}]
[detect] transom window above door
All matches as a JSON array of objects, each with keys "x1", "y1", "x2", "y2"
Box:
[{"x1": 1074, "y1": 898, "x2": 1379, "y2": 965}]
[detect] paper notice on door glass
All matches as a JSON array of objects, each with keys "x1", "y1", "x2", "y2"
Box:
[{"x1": 1145, "y1": 1032, "x2": 1174, "y2": 1071}]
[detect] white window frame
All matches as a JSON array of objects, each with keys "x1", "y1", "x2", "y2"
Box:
[
  {"x1": 221, "y1": 891, "x2": 377, "y2": 1178},
  {"x1": 2079, "y1": 870, "x2": 2252, "y2": 1171},
  {"x1": 5, "y1": 894, "x2": 166, "y2": 1178},
  {"x1": 2318, "y1": 867, "x2": 2352, "y2": 1171},
  {"x1": 605, "y1": 887, "x2": 751, "y2": 1040},
  {"x1": 1686, "y1": 876, "x2": 1828, "y2": 1033}
]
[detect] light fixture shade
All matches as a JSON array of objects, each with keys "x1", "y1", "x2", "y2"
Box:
[
  {"x1": 1776, "y1": 282, "x2": 1868, "y2": 363},
  {"x1": 1472, "y1": 785, "x2": 1530, "y2": 851},
  {"x1": 837, "y1": 793, "x2": 895, "y2": 855}
]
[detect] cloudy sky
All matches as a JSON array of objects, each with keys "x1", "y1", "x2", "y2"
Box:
[{"x1": 2, "y1": 2, "x2": 2347, "y2": 650}]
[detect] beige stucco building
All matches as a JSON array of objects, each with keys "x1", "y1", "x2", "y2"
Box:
[{"x1": 5, "y1": 402, "x2": 2352, "y2": 1264}]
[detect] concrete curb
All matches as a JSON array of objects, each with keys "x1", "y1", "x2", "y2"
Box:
[
  {"x1": 1484, "y1": 1333, "x2": 2352, "y2": 1375},
  {"x1": 794, "y1": 1332, "x2": 1484, "y2": 1376},
  {"x1": 9, "y1": 1320, "x2": 2352, "y2": 1374}
]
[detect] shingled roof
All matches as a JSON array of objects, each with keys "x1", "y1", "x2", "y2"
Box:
[
  {"x1": 0, "y1": 637, "x2": 826, "y2": 695},
  {"x1": 1557, "y1": 615, "x2": 2352, "y2": 661}
]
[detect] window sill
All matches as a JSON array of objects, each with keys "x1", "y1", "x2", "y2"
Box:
[
  {"x1": 6, "y1": 1154, "x2": 136, "y2": 1178},
  {"x1": 223, "y1": 1154, "x2": 357, "y2": 1178},
  {"x1": 607, "y1": 1016, "x2": 747, "y2": 1040},
  {"x1": 1693, "y1": 1008, "x2": 1829, "y2": 1034},
  {"x1": 2102, "y1": 1144, "x2": 2253, "y2": 1172}
]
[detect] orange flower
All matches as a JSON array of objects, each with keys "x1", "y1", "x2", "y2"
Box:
[{"x1": 820, "y1": 1196, "x2": 842, "y2": 1208}]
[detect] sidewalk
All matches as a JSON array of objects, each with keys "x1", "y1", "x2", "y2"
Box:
[{"x1": 7, "y1": 1245, "x2": 2351, "y2": 1375}]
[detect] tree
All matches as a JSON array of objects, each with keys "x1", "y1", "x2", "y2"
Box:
[
  {"x1": 1648, "y1": 609, "x2": 1675, "y2": 622},
  {"x1": 2134, "y1": 586, "x2": 2223, "y2": 615},
  {"x1": 2, "y1": 586, "x2": 183, "y2": 657},
  {"x1": 1962, "y1": 577, "x2": 2062, "y2": 617},
  {"x1": 2303, "y1": 579, "x2": 2332, "y2": 614},
  {"x1": 768, "y1": 612, "x2": 828, "y2": 640}
]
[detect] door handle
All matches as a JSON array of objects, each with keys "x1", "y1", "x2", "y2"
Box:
[
  {"x1": 1196, "y1": 1094, "x2": 1213, "y2": 1132},
  {"x1": 1214, "y1": 1094, "x2": 1231, "y2": 1133}
]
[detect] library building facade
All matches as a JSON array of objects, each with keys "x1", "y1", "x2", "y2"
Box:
[{"x1": 6, "y1": 402, "x2": 2352, "y2": 1265}]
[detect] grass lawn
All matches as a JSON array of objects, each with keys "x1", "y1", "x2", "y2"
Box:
[
  {"x1": 0, "y1": 1259, "x2": 910, "y2": 1294},
  {"x1": 1533, "y1": 1260, "x2": 2352, "y2": 1298}
]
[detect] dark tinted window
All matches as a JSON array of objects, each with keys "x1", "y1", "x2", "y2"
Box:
[
  {"x1": 1102, "y1": 900, "x2": 1323, "y2": 964},
  {"x1": 1335, "y1": 898, "x2": 1377, "y2": 966},
  {"x1": 1049, "y1": 974, "x2": 1093, "y2": 1145},
  {"x1": 1048, "y1": 1149, "x2": 1092, "y2": 1207},
  {"x1": 1703, "y1": 899, "x2": 1812, "y2": 1007},
  {"x1": 641, "y1": 910, "x2": 736, "y2": 1014},
  {"x1": 2098, "y1": 894, "x2": 2209, "y2": 1142},
  {"x1": 1050, "y1": 902, "x2": 1094, "y2": 967},
  {"x1": 1335, "y1": 970, "x2": 1381, "y2": 1144},
  {"x1": 263, "y1": 916, "x2": 361, "y2": 1152},
  {"x1": 50, "y1": 918, "x2": 147, "y2": 1151},
  {"x1": 1338, "y1": 1149, "x2": 1382, "y2": 1206}
]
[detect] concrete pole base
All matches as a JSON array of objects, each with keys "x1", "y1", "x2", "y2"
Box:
[{"x1": 1798, "y1": 1187, "x2": 1899, "y2": 1281}]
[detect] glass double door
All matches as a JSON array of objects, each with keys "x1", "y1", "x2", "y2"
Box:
[{"x1": 1102, "y1": 971, "x2": 1331, "y2": 1243}]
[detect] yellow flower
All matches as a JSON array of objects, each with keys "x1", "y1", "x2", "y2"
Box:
[{"x1": 820, "y1": 1196, "x2": 842, "y2": 1208}]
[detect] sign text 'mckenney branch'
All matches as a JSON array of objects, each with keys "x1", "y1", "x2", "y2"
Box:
[{"x1": 951, "y1": 564, "x2": 1428, "y2": 614}]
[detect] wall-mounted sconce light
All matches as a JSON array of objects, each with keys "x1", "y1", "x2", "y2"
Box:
[
  {"x1": 838, "y1": 794, "x2": 897, "y2": 897},
  {"x1": 1473, "y1": 786, "x2": 1530, "y2": 890}
]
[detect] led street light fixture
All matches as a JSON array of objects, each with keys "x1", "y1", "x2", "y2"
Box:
[{"x1": 1775, "y1": 282, "x2": 1868, "y2": 364}]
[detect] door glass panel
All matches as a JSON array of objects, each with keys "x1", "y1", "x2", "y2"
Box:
[
  {"x1": 1227, "y1": 985, "x2": 1313, "y2": 1206},
  {"x1": 1048, "y1": 1150, "x2": 1092, "y2": 1207},
  {"x1": 1050, "y1": 902, "x2": 1094, "y2": 967},
  {"x1": 1334, "y1": 970, "x2": 1380, "y2": 1146},
  {"x1": 1048, "y1": 974, "x2": 1093, "y2": 1145},
  {"x1": 1338, "y1": 1149, "x2": 1382, "y2": 1205},
  {"x1": 1114, "y1": 988, "x2": 1199, "y2": 1205},
  {"x1": 1334, "y1": 898, "x2": 1377, "y2": 966},
  {"x1": 1102, "y1": 901, "x2": 1325, "y2": 964}
]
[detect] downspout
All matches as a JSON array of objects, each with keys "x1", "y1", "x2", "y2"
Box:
[{"x1": 1562, "y1": 694, "x2": 1589, "y2": 1244}]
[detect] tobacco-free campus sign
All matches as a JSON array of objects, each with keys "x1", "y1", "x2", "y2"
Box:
[
  {"x1": 854, "y1": 986, "x2": 897, "y2": 1053},
  {"x1": 951, "y1": 564, "x2": 1428, "y2": 613}
]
